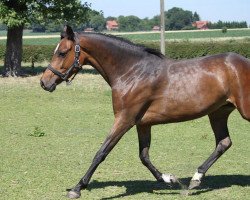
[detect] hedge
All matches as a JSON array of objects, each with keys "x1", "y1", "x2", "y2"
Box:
[
  {"x1": 139, "y1": 40, "x2": 250, "y2": 59},
  {"x1": 0, "y1": 45, "x2": 55, "y2": 63},
  {"x1": 0, "y1": 40, "x2": 250, "y2": 64}
]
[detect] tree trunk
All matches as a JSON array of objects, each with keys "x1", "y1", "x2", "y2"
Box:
[{"x1": 3, "y1": 25, "x2": 24, "y2": 77}]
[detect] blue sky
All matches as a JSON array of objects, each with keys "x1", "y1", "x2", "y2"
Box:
[{"x1": 85, "y1": 0, "x2": 250, "y2": 25}]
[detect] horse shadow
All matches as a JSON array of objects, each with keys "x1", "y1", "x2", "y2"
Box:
[{"x1": 87, "y1": 175, "x2": 250, "y2": 199}]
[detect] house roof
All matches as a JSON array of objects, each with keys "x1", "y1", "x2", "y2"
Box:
[
  {"x1": 193, "y1": 21, "x2": 209, "y2": 29},
  {"x1": 106, "y1": 20, "x2": 118, "y2": 27}
]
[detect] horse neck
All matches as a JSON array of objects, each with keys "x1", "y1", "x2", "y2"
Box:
[{"x1": 80, "y1": 34, "x2": 146, "y2": 87}]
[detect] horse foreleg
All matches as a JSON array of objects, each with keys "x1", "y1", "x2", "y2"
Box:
[
  {"x1": 67, "y1": 115, "x2": 133, "y2": 199},
  {"x1": 189, "y1": 106, "x2": 234, "y2": 189},
  {"x1": 137, "y1": 124, "x2": 178, "y2": 184}
]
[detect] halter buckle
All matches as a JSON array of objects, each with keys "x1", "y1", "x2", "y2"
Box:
[{"x1": 75, "y1": 45, "x2": 80, "y2": 53}]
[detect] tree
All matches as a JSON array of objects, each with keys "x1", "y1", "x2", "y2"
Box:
[
  {"x1": 88, "y1": 11, "x2": 106, "y2": 32},
  {"x1": 118, "y1": 15, "x2": 142, "y2": 32},
  {"x1": 106, "y1": 16, "x2": 117, "y2": 21},
  {"x1": 139, "y1": 18, "x2": 154, "y2": 31},
  {"x1": 165, "y1": 7, "x2": 194, "y2": 30},
  {"x1": 207, "y1": 20, "x2": 248, "y2": 29},
  {"x1": 193, "y1": 12, "x2": 200, "y2": 22},
  {"x1": 150, "y1": 15, "x2": 161, "y2": 27},
  {"x1": 0, "y1": 0, "x2": 91, "y2": 77}
]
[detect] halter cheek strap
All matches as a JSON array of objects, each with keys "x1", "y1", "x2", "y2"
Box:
[{"x1": 47, "y1": 43, "x2": 82, "y2": 85}]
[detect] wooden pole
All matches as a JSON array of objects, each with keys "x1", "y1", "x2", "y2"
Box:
[{"x1": 160, "y1": 0, "x2": 165, "y2": 55}]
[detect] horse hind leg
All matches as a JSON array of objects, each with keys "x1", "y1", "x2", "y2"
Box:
[
  {"x1": 136, "y1": 125, "x2": 178, "y2": 184},
  {"x1": 189, "y1": 104, "x2": 235, "y2": 190}
]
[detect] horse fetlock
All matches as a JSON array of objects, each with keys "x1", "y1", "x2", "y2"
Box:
[
  {"x1": 192, "y1": 171, "x2": 204, "y2": 181},
  {"x1": 188, "y1": 179, "x2": 201, "y2": 190},
  {"x1": 188, "y1": 171, "x2": 204, "y2": 189}
]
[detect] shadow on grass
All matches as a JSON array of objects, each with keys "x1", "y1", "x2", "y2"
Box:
[
  {"x1": 86, "y1": 175, "x2": 250, "y2": 199},
  {"x1": 0, "y1": 65, "x2": 99, "y2": 77}
]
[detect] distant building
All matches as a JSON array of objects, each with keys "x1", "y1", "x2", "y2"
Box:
[
  {"x1": 106, "y1": 20, "x2": 119, "y2": 31},
  {"x1": 84, "y1": 28, "x2": 94, "y2": 32},
  {"x1": 192, "y1": 21, "x2": 209, "y2": 30},
  {"x1": 152, "y1": 26, "x2": 160, "y2": 31}
]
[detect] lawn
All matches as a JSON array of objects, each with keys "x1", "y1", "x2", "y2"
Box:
[
  {"x1": 0, "y1": 68, "x2": 249, "y2": 200},
  {"x1": 121, "y1": 28, "x2": 250, "y2": 41},
  {"x1": 0, "y1": 29, "x2": 60, "y2": 36},
  {"x1": 0, "y1": 28, "x2": 250, "y2": 45}
]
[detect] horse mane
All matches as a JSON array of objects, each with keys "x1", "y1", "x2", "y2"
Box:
[
  {"x1": 78, "y1": 32, "x2": 165, "y2": 59},
  {"x1": 144, "y1": 47, "x2": 165, "y2": 59}
]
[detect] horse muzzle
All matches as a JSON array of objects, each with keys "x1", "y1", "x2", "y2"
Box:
[{"x1": 40, "y1": 79, "x2": 57, "y2": 92}]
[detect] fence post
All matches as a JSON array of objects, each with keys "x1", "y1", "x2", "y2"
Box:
[{"x1": 160, "y1": 0, "x2": 165, "y2": 55}]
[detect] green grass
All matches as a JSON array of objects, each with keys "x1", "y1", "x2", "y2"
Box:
[
  {"x1": 0, "y1": 72, "x2": 249, "y2": 199},
  {"x1": 22, "y1": 38, "x2": 61, "y2": 45},
  {"x1": 0, "y1": 29, "x2": 60, "y2": 36},
  {"x1": 0, "y1": 37, "x2": 61, "y2": 45},
  {"x1": 0, "y1": 29, "x2": 250, "y2": 45},
  {"x1": 122, "y1": 29, "x2": 250, "y2": 41}
]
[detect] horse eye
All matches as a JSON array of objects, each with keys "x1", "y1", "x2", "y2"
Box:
[{"x1": 58, "y1": 52, "x2": 67, "y2": 58}]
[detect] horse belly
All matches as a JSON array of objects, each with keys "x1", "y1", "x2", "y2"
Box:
[
  {"x1": 140, "y1": 86, "x2": 228, "y2": 125},
  {"x1": 140, "y1": 100, "x2": 221, "y2": 125}
]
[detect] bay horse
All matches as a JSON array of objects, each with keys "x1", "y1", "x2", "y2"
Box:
[{"x1": 40, "y1": 25, "x2": 250, "y2": 199}]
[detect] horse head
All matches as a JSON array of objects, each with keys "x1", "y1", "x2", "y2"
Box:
[{"x1": 40, "y1": 25, "x2": 86, "y2": 92}]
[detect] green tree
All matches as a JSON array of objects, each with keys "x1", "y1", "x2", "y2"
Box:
[
  {"x1": 150, "y1": 15, "x2": 160, "y2": 27},
  {"x1": 88, "y1": 11, "x2": 106, "y2": 32},
  {"x1": 193, "y1": 11, "x2": 200, "y2": 21},
  {"x1": 208, "y1": 20, "x2": 248, "y2": 29},
  {"x1": 140, "y1": 18, "x2": 154, "y2": 31},
  {"x1": 166, "y1": 7, "x2": 194, "y2": 30},
  {"x1": 118, "y1": 15, "x2": 142, "y2": 32},
  {"x1": 106, "y1": 16, "x2": 117, "y2": 21},
  {"x1": 0, "y1": 0, "x2": 91, "y2": 76}
]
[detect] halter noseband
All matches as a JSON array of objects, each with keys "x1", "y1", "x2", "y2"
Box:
[{"x1": 47, "y1": 44, "x2": 82, "y2": 85}]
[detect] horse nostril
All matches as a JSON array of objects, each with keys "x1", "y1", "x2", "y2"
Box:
[{"x1": 40, "y1": 80, "x2": 45, "y2": 89}]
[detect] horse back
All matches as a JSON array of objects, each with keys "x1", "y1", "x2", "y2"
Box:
[{"x1": 140, "y1": 53, "x2": 250, "y2": 124}]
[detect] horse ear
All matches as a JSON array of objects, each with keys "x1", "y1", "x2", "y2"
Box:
[{"x1": 62, "y1": 25, "x2": 75, "y2": 41}]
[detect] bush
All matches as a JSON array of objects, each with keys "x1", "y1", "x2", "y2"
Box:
[
  {"x1": 22, "y1": 45, "x2": 55, "y2": 63},
  {"x1": 139, "y1": 40, "x2": 250, "y2": 59},
  {"x1": 0, "y1": 45, "x2": 55, "y2": 63},
  {"x1": 0, "y1": 40, "x2": 250, "y2": 65},
  {"x1": 222, "y1": 27, "x2": 227, "y2": 33}
]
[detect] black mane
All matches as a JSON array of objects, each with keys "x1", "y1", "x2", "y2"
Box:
[{"x1": 78, "y1": 32, "x2": 165, "y2": 59}]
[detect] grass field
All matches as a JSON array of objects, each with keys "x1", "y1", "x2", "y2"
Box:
[
  {"x1": 0, "y1": 68, "x2": 249, "y2": 200},
  {"x1": 121, "y1": 28, "x2": 250, "y2": 42},
  {"x1": 0, "y1": 28, "x2": 250, "y2": 45}
]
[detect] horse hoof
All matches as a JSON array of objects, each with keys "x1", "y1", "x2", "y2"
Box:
[
  {"x1": 188, "y1": 180, "x2": 201, "y2": 190},
  {"x1": 180, "y1": 189, "x2": 191, "y2": 196},
  {"x1": 67, "y1": 190, "x2": 81, "y2": 199},
  {"x1": 162, "y1": 173, "x2": 178, "y2": 184}
]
